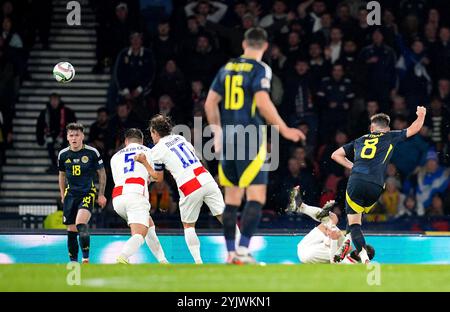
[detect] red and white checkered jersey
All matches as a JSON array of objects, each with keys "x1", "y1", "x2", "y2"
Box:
[
  {"x1": 151, "y1": 135, "x2": 215, "y2": 189},
  {"x1": 111, "y1": 143, "x2": 153, "y2": 199}
]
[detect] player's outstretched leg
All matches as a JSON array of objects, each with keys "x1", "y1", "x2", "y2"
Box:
[
  {"x1": 145, "y1": 224, "x2": 168, "y2": 264},
  {"x1": 316, "y1": 201, "x2": 336, "y2": 223},
  {"x1": 117, "y1": 224, "x2": 147, "y2": 264},
  {"x1": 67, "y1": 227, "x2": 79, "y2": 262},
  {"x1": 287, "y1": 186, "x2": 303, "y2": 213},
  {"x1": 287, "y1": 186, "x2": 335, "y2": 224},
  {"x1": 183, "y1": 224, "x2": 202, "y2": 264},
  {"x1": 76, "y1": 224, "x2": 90, "y2": 263}
]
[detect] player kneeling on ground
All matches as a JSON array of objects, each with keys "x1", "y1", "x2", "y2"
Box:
[
  {"x1": 288, "y1": 186, "x2": 375, "y2": 264},
  {"x1": 111, "y1": 128, "x2": 168, "y2": 264}
]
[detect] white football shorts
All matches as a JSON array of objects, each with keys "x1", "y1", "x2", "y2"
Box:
[
  {"x1": 178, "y1": 181, "x2": 225, "y2": 223},
  {"x1": 297, "y1": 227, "x2": 331, "y2": 264},
  {"x1": 113, "y1": 193, "x2": 150, "y2": 227}
]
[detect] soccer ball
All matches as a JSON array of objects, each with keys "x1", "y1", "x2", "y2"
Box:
[{"x1": 53, "y1": 62, "x2": 75, "y2": 83}]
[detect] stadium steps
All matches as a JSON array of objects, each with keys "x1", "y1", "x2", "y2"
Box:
[{"x1": 0, "y1": 0, "x2": 109, "y2": 211}]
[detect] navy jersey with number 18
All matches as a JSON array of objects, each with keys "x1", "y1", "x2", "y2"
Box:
[{"x1": 58, "y1": 145, "x2": 104, "y2": 195}]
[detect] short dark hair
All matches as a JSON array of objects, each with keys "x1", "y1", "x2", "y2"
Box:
[
  {"x1": 372, "y1": 27, "x2": 384, "y2": 37},
  {"x1": 393, "y1": 114, "x2": 408, "y2": 124},
  {"x1": 66, "y1": 122, "x2": 84, "y2": 132},
  {"x1": 337, "y1": 2, "x2": 350, "y2": 10},
  {"x1": 431, "y1": 96, "x2": 443, "y2": 104},
  {"x1": 117, "y1": 101, "x2": 129, "y2": 108},
  {"x1": 97, "y1": 107, "x2": 108, "y2": 114},
  {"x1": 297, "y1": 121, "x2": 309, "y2": 128},
  {"x1": 332, "y1": 61, "x2": 344, "y2": 69},
  {"x1": 149, "y1": 114, "x2": 173, "y2": 137},
  {"x1": 129, "y1": 31, "x2": 143, "y2": 40},
  {"x1": 124, "y1": 128, "x2": 143, "y2": 141},
  {"x1": 295, "y1": 57, "x2": 309, "y2": 65},
  {"x1": 309, "y1": 41, "x2": 322, "y2": 47},
  {"x1": 197, "y1": 0, "x2": 210, "y2": 7},
  {"x1": 331, "y1": 25, "x2": 342, "y2": 32},
  {"x1": 158, "y1": 18, "x2": 170, "y2": 25},
  {"x1": 370, "y1": 113, "x2": 390, "y2": 128},
  {"x1": 244, "y1": 27, "x2": 268, "y2": 48}
]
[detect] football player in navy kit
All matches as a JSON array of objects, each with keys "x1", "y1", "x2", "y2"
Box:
[
  {"x1": 58, "y1": 123, "x2": 107, "y2": 263},
  {"x1": 330, "y1": 107, "x2": 426, "y2": 263}
]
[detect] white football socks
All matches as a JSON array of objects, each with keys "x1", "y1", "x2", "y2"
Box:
[
  {"x1": 236, "y1": 246, "x2": 249, "y2": 256},
  {"x1": 329, "y1": 237, "x2": 340, "y2": 258},
  {"x1": 184, "y1": 227, "x2": 202, "y2": 264},
  {"x1": 337, "y1": 233, "x2": 347, "y2": 247},
  {"x1": 235, "y1": 225, "x2": 241, "y2": 249},
  {"x1": 145, "y1": 226, "x2": 168, "y2": 263},
  {"x1": 120, "y1": 234, "x2": 144, "y2": 260},
  {"x1": 359, "y1": 248, "x2": 370, "y2": 263},
  {"x1": 299, "y1": 203, "x2": 322, "y2": 222}
]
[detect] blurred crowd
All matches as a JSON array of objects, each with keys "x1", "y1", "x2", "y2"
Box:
[
  {"x1": 0, "y1": 0, "x2": 51, "y2": 167},
  {"x1": 2, "y1": 0, "x2": 450, "y2": 225}
]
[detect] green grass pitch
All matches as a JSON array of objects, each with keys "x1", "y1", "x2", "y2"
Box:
[{"x1": 0, "y1": 264, "x2": 449, "y2": 291}]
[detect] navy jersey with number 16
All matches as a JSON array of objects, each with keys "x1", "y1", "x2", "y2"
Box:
[
  {"x1": 210, "y1": 56, "x2": 272, "y2": 128},
  {"x1": 343, "y1": 130, "x2": 407, "y2": 187},
  {"x1": 209, "y1": 56, "x2": 273, "y2": 187}
]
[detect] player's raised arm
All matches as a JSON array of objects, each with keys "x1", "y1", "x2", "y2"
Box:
[
  {"x1": 58, "y1": 171, "x2": 66, "y2": 203},
  {"x1": 97, "y1": 167, "x2": 107, "y2": 208},
  {"x1": 205, "y1": 89, "x2": 223, "y2": 153},
  {"x1": 331, "y1": 146, "x2": 354, "y2": 170},
  {"x1": 254, "y1": 91, "x2": 305, "y2": 142},
  {"x1": 406, "y1": 106, "x2": 427, "y2": 138}
]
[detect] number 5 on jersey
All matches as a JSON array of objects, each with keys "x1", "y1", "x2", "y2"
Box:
[
  {"x1": 225, "y1": 74, "x2": 244, "y2": 110},
  {"x1": 124, "y1": 152, "x2": 136, "y2": 173}
]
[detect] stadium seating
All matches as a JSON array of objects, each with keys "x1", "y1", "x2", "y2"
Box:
[{"x1": 0, "y1": 0, "x2": 108, "y2": 211}]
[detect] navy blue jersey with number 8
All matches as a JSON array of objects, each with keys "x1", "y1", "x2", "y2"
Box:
[{"x1": 342, "y1": 130, "x2": 407, "y2": 186}]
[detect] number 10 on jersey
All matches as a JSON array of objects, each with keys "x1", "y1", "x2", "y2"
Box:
[{"x1": 170, "y1": 142, "x2": 198, "y2": 169}]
